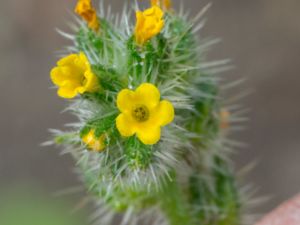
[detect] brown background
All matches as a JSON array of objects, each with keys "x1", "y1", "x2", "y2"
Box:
[{"x1": 0, "y1": 0, "x2": 299, "y2": 217}]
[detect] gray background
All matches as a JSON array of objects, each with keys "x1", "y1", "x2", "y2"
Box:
[{"x1": 0, "y1": 0, "x2": 299, "y2": 217}]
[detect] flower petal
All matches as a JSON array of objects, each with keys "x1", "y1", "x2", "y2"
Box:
[
  {"x1": 156, "y1": 100, "x2": 175, "y2": 126},
  {"x1": 137, "y1": 126, "x2": 161, "y2": 145},
  {"x1": 75, "y1": 0, "x2": 100, "y2": 32},
  {"x1": 50, "y1": 67, "x2": 65, "y2": 86},
  {"x1": 77, "y1": 52, "x2": 90, "y2": 70},
  {"x1": 135, "y1": 83, "x2": 160, "y2": 109},
  {"x1": 135, "y1": 11, "x2": 145, "y2": 44},
  {"x1": 57, "y1": 87, "x2": 78, "y2": 99},
  {"x1": 134, "y1": 6, "x2": 164, "y2": 45},
  {"x1": 57, "y1": 54, "x2": 77, "y2": 67},
  {"x1": 145, "y1": 5, "x2": 163, "y2": 18},
  {"x1": 79, "y1": 70, "x2": 99, "y2": 93},
  {"x1": 58, "y1": 79, "x2": 83, "y2": 98},
  {"x1": 116, "y1": 114, "x2": 136, "y2": 137},
  {"x1": 117, "y1": 89, "x2": 135, "y2": 113}
]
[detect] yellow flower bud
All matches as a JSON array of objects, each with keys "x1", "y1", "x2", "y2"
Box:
[
  {"x1": 82, "y1": 129, "x2": 106, "y2": 152},
  {"x1": 75, "y1": 0, "x2": 100, "y2": 32},
  {"x1": 134, "y1": 6, "x2": 165, "y2": 45}
]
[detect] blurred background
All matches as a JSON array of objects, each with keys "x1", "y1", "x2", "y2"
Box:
[{"x1": 0, "y1": 0, "x2": 299, "y2": 223}]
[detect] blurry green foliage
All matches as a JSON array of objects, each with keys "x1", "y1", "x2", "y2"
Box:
[{"x1": 0, "y1": 186, "x2": 87, "y2": 225}]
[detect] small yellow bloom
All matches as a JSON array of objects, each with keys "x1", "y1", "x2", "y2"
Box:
[
  {"x1": 116, "y1": 83, "x2": 174, "y2": 145},
  {"x1": 50, "y1": 52, "x2": 99, "y2": 99},
  {"x1": 135, "y1": 6, "x2": 165, "y2": 45},
  {"x1": 151, "y1": 0, "x2": 172, "y2": 10},
  {"x1": 75, "y1": 0, "x2": 100, "y2": 31},
  {"x1": 82, "y1": 129, "x2": 106, "y2": 152}
]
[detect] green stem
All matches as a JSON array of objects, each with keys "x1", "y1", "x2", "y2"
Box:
[{"x1": 160, "y1": 174, "x2": 194, "y2": 225}]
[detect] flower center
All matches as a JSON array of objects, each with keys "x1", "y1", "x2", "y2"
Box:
[{"x1": 132, "y1": 105, "x2": 150, "y2": 122}]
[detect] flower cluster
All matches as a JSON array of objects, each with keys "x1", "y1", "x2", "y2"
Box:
[
  {"x1": 49, "y1": 1, "x2": 241, "y2": 224},
  {"x1": 51, "y1": 2, "x2": 174, "y2": 150}
]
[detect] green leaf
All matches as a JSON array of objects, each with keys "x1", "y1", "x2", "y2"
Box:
[
  {"x1": 124, "y1": 136, "x2": 153, "y2": 169},
  {"x1": 80, "y1": 114, "x2": 117, "y2": 139}
]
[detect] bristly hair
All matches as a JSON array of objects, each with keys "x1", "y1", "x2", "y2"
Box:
[{"x1": 47, "y1": 1, "x2": 253, "y2": 225}]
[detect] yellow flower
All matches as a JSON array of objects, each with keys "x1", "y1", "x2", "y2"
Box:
[
  {"x1": 135, "y1": 6, "x2": 164, "y2": 45},
  {"x1": 75, "y1": 0, "x2": 100, "y2": 32},
  {"x1": 116, "y1": 83, "x2": 174, "y2": 145},
  {"x1": 50, "y1": 52, "x2": 99, "y2": 99},
  {"x1": 151, "y1": 0, "x2": 172, "y2": 10},
  {"x1": 82, "y1": 129, "x2": 106, "y2": 152}
]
